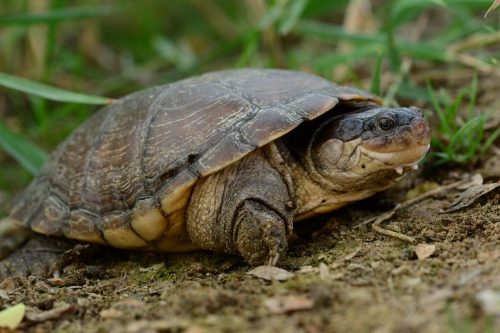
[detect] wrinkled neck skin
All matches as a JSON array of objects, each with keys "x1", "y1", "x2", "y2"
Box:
[
  {"x1": 270, "y1": 104, "x2": 431, "y2": 220},
  {"x1": 267, "y1": 140, "x2": 397, "y2": 221}
]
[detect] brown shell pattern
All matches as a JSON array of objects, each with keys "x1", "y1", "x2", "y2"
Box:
[{"x1": 10, "y1": 69, "x2": 380, "y2": 249}]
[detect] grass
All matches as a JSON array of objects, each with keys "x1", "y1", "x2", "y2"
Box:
[
  {"x1": 0, "y1": 0, "x2": 498, "y2": 201},
  {"x1": 427, "y1": 75, "x2": 500, "y2": 165},
  {"x1": 0, "y1": 72, "x2": 113, "y2": 105}
]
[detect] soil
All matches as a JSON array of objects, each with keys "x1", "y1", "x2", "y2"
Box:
[{"x1": 0, "y1": 159, "x2": 499, "y2": 333}]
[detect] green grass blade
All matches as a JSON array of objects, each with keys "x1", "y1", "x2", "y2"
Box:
[
  {"x1": 0, "y1": 122, "x2": 47, "y2": 175},
  {"x1": 296, "y1": 21, "x2": 449, "y2": 62},
  {"x1": 448, "y1": 116, "x2": 483, "y2": 162},
  {"x1": 279, "y1": 0, "x2": 309, "y2": 35},
  {"x1": 391, "y1": 0, "x2": 446, "y2": 26},
  {"x1": 236, "y1": 32, "x2": 260, "y2": 67},
  {"x1": 296, "y1": 20, "x2": 386, "y2": 43},
  {"x1": 464, "y1": 117, "x2": 483, "y2": 160},
  {"x1": 386, "y1": 29, "x2": 401, "y2": 72},
  {"x1": 447, "y1": 88, "x2": 467, "y2": 131},
  {"x1": 481, "y1": 127, "x2": 500, "y2": 155},
  {"x1": 395, "y1": 81, "x2": 433, "y2": 102},
  {"x1": 426, "y1": 81, "x2": 451, "y2": 136},
  {"x1": 0, "y1": 72, "x2": 113, "y2": 105},
  {"x1": 313, "y1": 46, "x2": 377, "y2": 71},
  {"x1": 370, "y1": 53, "x2": 383, "y2": 96},
  {"x1": 0, "y1": 5, "x2": 114, "y2": 26}
]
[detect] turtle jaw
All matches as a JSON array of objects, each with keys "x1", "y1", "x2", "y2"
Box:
[
  {"x1": 359, "y1": 143, "x2": 430, "y2": 174},
  {"x1": 358, "y1": 116, "x2": 431, "y2": 174}
]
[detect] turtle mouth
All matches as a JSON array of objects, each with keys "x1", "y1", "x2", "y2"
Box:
[
  {"x1": 357, "y1": 116, "x2": 431, "y2": 174},
  {"x1": 359, "y1": 143, "x2": 430, "y2": 174}
]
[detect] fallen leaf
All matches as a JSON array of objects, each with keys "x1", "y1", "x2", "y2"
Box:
[
  {"x1": 0, "y1": 303, "x2": 25, "y2": 329},
  {"x1": 441, "y1": 181, "x2": 499, "y2": 213},
  {"x1": 25, "y1": 303, "x2": 74, "y2": 323},
  {"x1": 415, "y1": 244, "x2": 436, "y2": 260},
  {"x1": 247, "y1": 266, "x2": 294, "y2": 281},
  {"x1": 100, "y1": 308, "x2": 123, "y2": 320},
  {"x1": 263, "y1": 295, "x2": 314, "y2": 314},
  {"x1": 0, "y1": 290, "x2": 8, "y2": 301},
  {"x1": 476, "y1": 290, "x2": 500, "y2": 315}
]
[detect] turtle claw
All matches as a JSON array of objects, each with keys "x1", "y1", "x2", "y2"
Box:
[{"x1": 234, "y1": 201, "x2": 288, "y2": 266}]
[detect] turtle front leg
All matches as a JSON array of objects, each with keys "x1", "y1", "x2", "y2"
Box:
[
  {"x1": 232, "y1": 200, "x2": 288, "y2": 265},
  {"x1": 186, "y1": 150, "x2": 293, "y2": 266}
]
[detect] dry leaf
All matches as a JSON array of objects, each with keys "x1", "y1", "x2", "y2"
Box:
[
  {"x1": 0, "y1": 304, "x2": 25, "y2": 329},
  {"x1": 25, "y1": 303, "x2": 74, "y2": 323},
  {"x1": 247, "y1": 266, "x2": 294, "y2": 281},
  {"x1": 263, "y1": 295, "x2": 314, "y2": 314},
  {"x1": 415, "y1": 244, "x2": 436, "y2": 260},
  {"x1": 441, "y1": 181, "x2": 499, "y2": 213}
]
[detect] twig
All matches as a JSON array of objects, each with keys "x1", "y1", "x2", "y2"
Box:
[{"x1": 357, "y1": 177, "x2": 477, "y2": 242}]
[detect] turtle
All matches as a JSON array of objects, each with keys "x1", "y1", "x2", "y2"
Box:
[{"x1": 0, "y1": 69, "x2": 431, "y2": 277}]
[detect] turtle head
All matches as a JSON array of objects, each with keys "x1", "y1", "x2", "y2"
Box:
[{"x1": 308, "y1": 106, "x2": 431, "y2": 191}]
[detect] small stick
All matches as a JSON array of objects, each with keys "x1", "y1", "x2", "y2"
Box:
[
  {"x1": 358, "y1": 177, "x2": 477, "y2": 242},
  {"x1": 371, "y1": 207, "x2": 415, "y2": 243}
]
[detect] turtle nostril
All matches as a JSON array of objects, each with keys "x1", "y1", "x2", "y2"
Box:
[
  {"x1": 411, "y1": 117, "x2": 431, "y2": 144},
  {"x1": 411, "y1": 118, "x2": 427, "y2": 135}
]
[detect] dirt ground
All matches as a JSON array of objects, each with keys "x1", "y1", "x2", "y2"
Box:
[{"x1": 0, "y1": 155, "x2": 499, "y2": 333}]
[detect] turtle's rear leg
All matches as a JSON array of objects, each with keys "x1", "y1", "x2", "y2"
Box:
[{"x1": 0, "y1": 226, "x2": 75, "y2": 280}]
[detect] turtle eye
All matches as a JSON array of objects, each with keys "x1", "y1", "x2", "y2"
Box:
[{"x1": 378, "y1": 117, "x2": 395, "y2": 131}]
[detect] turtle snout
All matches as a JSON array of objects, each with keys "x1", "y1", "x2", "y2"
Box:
[{"x1": 410, "y1": 117, "x2": 431, "y2": 145}]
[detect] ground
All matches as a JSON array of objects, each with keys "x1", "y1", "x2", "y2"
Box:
[
  {"x1": 0, "y1": 3, "x2": 499, "y2": 331},
  {"x1": 0, "y1": 156, "x2": 498, "y2": 333}
]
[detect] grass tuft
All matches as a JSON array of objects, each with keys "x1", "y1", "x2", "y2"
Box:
[{"x1": 426, "y1": 75, "x2": 499, "y2": 165}]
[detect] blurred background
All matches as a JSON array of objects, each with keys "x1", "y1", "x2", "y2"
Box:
[{"x1": 0, "y1": 0, "x2": 498, "y2": 216}]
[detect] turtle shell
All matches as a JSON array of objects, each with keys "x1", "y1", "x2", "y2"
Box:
[{"x1": 10, "y1": 69, "x2": 381, "y2": 251}]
